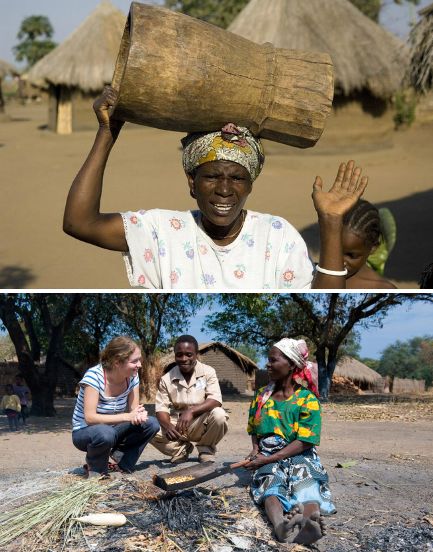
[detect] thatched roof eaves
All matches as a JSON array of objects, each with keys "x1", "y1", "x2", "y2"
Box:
[
  {"x1": 334, "y1": 356, "x2": 382, "y2": 384},
  {"x1": 0, "y1": 59, "x2": 20, "y2": 79},
  {"x1": 408, "y1": 2, "x2": 433, "y2": 93},
  {"x1": 161, "y1": 341, "x2": 258, "y2": 375},
  {"x1": 228, "y1": 0, "x2": 408, "y2": 99},
  {"x1": 419, "y1": 3, "x2": 433, "y2": 17},
  {"x1": 26, "y1": 1, "x2": 125, "y2": 92}
]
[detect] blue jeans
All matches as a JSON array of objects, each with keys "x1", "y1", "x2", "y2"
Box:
[{"x1": 72, "y1": 417, "x2": 160, "y2": 474}]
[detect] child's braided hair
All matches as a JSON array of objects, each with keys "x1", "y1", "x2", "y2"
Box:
[{"x1": 343, "y1": 199, "x2": 381, "y2": 248}]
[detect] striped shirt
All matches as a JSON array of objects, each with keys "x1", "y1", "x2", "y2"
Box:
[{"x1": 72, "y1": 364, "x2": 139, "y2": 432}]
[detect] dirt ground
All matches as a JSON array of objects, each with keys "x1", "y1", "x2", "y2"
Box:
[
  {"x1": 1, "y1": 102, "x2": 433, "y2": 289},
  {"x1": 1, "y1": 395, "x2": 433, "y2": 551}
]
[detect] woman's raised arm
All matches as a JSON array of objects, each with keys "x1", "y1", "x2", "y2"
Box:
[{"x1": 63, "y1": 86, "x2": 128, "y2": 252}]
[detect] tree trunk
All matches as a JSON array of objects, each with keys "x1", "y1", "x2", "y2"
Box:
[
  {"x1": 316, "y1": 346, "x2": 329, "y2": 401},
  {"x1": 30, "y1": 381, "x2": 56, "y2": 416},
  {"x1": 325, "y1": 353, "x2": 338, "y2": 402}
]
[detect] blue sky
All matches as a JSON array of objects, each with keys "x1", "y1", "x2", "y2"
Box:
[
  {"x1": 186, "y1": 297, "x2": 433, "y2": 366},
  {"x1": 0, "y1": 0, "x2": 431, "y2": 67}
]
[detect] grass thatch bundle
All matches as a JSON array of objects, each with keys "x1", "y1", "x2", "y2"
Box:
[
  {"x1": 0, "y1": 477, "x2": 115, "y2": 549},
  {"x1": 408, "y1": 3, "x2": 433, "y2": 93},
  {"x1": 228, "y1": 0, "x2": 408, "y2": 98}
]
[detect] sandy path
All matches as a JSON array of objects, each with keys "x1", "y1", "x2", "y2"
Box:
[
  {"x1": 1, "y1": 396, "x2": 433, "y2": 552},
  {"x1": 1, "y1": 102, "x2": 432, "y2": 289}
]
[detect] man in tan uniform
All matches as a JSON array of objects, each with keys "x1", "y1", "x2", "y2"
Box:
[{"x1": 152, "y1": 335, "x2": 228, "y2": 463}]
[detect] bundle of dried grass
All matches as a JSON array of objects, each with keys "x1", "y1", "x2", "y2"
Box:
[{"x1": 0, "y1": 477, "x2": 115, "y2": 549}]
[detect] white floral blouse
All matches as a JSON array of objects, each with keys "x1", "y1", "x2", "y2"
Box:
[{"x1": 121, "y1": 209, "x2": 314, "y2": 289}]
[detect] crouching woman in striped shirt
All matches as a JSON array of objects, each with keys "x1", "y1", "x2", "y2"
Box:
[{"x1": 72, "y1": 336, "x2": 160, "y2": 477}]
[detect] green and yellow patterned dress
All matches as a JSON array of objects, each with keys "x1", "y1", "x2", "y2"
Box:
[{"x1": 247, "y1": 386, "x2": 336, "y2": 514}]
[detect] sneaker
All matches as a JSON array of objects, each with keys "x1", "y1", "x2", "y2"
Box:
[
  {"x1": 198, "y1": 452, "x2": 216, "y2": 463},
  {"x1": 171, "y1": 442, "x2": 194, "y2": 464}
]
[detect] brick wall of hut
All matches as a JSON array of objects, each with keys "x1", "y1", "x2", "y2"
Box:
[
  {"x1": 0, "y1": 361, "x2": 20, "y2": 391},
  {"x1": 198, "y1": 349, "x2": 250, "y2": 394}
]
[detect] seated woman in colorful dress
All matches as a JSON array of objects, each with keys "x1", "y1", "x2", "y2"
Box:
[
  {"x1": 245, "y1": 338, "x2": 336, "y2": 546},
  {"x1": 72, "y1": 336, "x2": 160, "y2": 477}
]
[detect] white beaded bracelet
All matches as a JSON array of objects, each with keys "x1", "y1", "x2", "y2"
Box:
[{"x1": 316, "y1": 265, "x2": 348, "y2": 276}]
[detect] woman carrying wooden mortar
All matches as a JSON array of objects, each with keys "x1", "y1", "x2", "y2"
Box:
[{"x1": 63, "y1": 87, "x2": 368, "y2": 289}]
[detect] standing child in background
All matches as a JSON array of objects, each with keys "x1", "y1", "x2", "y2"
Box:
[
  {"x1": 342, "y1": 200, "x2": 396, "y2": 289},
  {"x1": 13, "y1": 374, "x2": 31, "y2": 426},
  {"x1": 1, "y1": 385, "x2": 21, "y2": 431}
]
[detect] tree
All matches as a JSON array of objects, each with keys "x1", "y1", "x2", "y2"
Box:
[
  {"x1": 164, "y1": 0, "x2": 249, "y2": 28},
  {"x1": 205, "y1": 293, "x2": 433, "y2": 400},
  {"x1": 0, "y1": 294, "x2": 83, "y2": 416},
  {"x1": 108, "y1": 294, "x2": 207, "y2": 397},
  {"x1": 14, "y1": 15, "x2": 57, "y2": 68},
  {"x1": 235, "y1": 343, "x2": 261, "y2": 364},
  {"x1": 349, "y1": 0, "x2": 420, "y2": 22},
  {"x1": 379, "y1": 336, "x2": 433, "y2": 387}
]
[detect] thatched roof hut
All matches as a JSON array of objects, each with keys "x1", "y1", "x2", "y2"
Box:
[
  {"x1": 26, "y1": 1, "x2": 126, "y2": 134},
  {"x1": 0, "y1": 59, "x2": 20, "y2": 114},
  {"x1": 0, "y1": 59, "x2": 19, "y2": 80},
  {"x1": 161, "y1": 341, "x2": 258, "y2": 394},
  {"x1": 408, "y1": 3, "x2": 433, "y2": 94},
  {"x1": 228, "y1": 0, "x2": 408, "y2": 150},
  {"x1": 334, "y1": 356, "x2": 382, "y2": 388},
  {"x1": 229, "y1": 0, "x2": 407, "y2": 98}
]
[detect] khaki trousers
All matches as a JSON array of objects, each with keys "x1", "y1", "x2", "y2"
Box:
[{"x1": 151, "y1": 407, "x2": 228, "y2": 460}]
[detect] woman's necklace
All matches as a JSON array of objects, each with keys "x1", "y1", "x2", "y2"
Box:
[{"x1": 201, "y1": 210, "x2": 246, "y2": 241}]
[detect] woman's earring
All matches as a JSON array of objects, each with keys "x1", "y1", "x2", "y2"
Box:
[{"x1": 190, "y1": 188, "x2": 196, "y2": 199}]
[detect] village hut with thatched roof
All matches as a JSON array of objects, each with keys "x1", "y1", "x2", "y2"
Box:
[
  {"x1": 0, "y1": 59, "x2": 20, "y2": 114},
  {"x1": 26, "y1": 1, "x2": 125, "y2": 134},
  {"x1": 228, "y1": 0, "x2": 408, "y2": 150},
  {"x1": 160, "y1": 342, "x2": 258, "y2": 395},
  {"x1": 334, "y1": 356, "x2": 382, "y2": 391},
  {"x1": 408, "y1": 3, "x2": 433, "y2": 124}
]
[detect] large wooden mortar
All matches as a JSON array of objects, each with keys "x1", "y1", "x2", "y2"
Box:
[{"x1": 111, "y1": 3, "x2": 334, "y2": 148}]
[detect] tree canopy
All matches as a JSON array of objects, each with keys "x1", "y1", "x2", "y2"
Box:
[
  {"x1": 204, "y1": 293, "x2": 433, "y2": 399},
  {"x1": 378, "y1": 336, "x2": 433, "y2": 387},
  {"x1": 14, "y1": 15, "x2": 57, "y2": 68}
]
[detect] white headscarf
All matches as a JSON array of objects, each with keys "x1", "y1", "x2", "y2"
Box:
[{"x1": 273, "y1": 338, "x2": 319, "y2": 395}]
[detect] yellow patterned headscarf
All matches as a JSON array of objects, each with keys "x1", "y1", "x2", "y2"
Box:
[{"x1": 181, "y1": 123, "x2": 265, "y2": 182}]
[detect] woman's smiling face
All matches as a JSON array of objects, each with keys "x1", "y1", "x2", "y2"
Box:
[{"x1": 187, "y1": 160, "x2": 252, "y2": 229}]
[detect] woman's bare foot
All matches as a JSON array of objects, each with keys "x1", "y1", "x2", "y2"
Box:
[
  {"x1": 293, "y1": 511, "x2": 326, "y2": 545},
  {"x1": 274, "y1": 504, "x2": 304, "y2": 542}
]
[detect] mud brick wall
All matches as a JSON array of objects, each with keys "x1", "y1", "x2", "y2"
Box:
[{"x1": 199, "y1": 349, "x2": 249, "y2": 395}]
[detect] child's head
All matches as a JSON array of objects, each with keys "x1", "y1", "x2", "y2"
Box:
[
  {"x1": 419, "y1": 263, "x2": 433, "y2": 289},
  {"x1": 342, "y1": 199, "x2": 381, "y2": 278},
  {"x1": 5, "y1": 384, "x2": 14, "y2": 395}
]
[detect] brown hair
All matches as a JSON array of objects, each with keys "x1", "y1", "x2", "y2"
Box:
[{"x1": 100, "y1": 336, "x2": 140, "y2": 371}]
